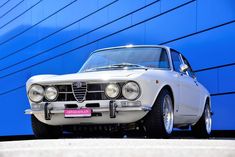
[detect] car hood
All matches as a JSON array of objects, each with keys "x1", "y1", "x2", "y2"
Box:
[{"x1": 27, "y1": 69, "x2": 147, "y2": 86}]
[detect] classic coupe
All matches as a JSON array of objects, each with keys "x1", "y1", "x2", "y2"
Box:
[{"x1": 25, "y1": 45, "x2": 212, "y2": 138}]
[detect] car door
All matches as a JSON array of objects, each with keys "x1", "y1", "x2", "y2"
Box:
[
  {"x1": 171, "y1": 50, "x2": 200, "y2": 117},
  {"x1": 180, "y1": 55, "x2": 201, "y2": 116}
]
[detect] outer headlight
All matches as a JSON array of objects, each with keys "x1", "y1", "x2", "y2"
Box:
[
  {"x1": 105, "y1": 83, "x2": 120, "y2": 99},
  {"x1": 122, "y1": 81, "x2": 140, "y2": 100},
  {"x1": 45, "y1": 86, "x2": 58, "y2": 101},
  {"x1": 28, "y1": 84, "x2": 44, "y2": 103}
]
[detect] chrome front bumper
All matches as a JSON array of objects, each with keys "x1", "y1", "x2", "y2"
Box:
[
  {"x1": 25, "y1": 100, "x2": 151, "y2": 121},
  {"x1": 25, "y1": 106, "x2": 151, "y2": 114}
]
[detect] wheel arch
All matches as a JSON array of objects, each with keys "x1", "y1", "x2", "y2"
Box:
[
  {"x1": 198, "y1": 95, "x2": 211, "y2": 119},
  {"x1": 205, "y1": 96, "x2": 211, "y2": 109},
  {"x1": 143, "y1": 84, "x2": 175, "y2": 137},
  {"x1": 154, "y1": 84, "x2": 175, "y2": 109},
  {"x1": 201, "y1": 94, "x2": 211, "y2": 108}
]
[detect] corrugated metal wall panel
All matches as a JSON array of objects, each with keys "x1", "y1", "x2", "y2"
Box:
[{"x1": 0, "y1": 0, "x2": 234, "y2": 135}]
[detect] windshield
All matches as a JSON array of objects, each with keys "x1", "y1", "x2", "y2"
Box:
[{"x1": 79, "y1": 47, "x2": 170, "y2": 72}]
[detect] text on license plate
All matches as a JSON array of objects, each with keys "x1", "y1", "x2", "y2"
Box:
[{"x1": 64, "y1": 108, "x2": 92, "y2": 118}]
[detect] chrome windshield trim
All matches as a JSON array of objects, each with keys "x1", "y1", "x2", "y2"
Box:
[{"x1": 93, "y1": 45, "x2": 170, "y2": 54}]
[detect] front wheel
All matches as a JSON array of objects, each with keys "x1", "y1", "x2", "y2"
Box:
[
  {"x1": 192, "y1": 102, "x2": 212, "y2": 138},
  {"x1": 31, "y1": 115, "x2": 62, "y2": 139},
  {"x1": 144, "y1": 89, "x2": 174, "y2": 138}
]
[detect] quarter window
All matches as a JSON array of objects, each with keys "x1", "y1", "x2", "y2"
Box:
[{"x1": 171, "y1": 50, "x2": 182, "y2": 73}]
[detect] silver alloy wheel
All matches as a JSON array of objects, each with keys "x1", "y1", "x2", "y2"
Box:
[
  {"x1": 205, "y1": 105, "x2": 212, "y2": 134},
  {"x1": 163, "y1": 95, "x2": 174, "y2": 134}
]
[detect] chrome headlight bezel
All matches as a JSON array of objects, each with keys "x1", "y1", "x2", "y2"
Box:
[
  {"x1": 105, "y1": 83, "x2": 121, "y2": 99},
  {"x1": 122, "y1": 81, "x2": 141, "y2": 100},
  {"x1": 28, "y1": 84, "x2": 44, "y2": 103},
  {"x1": 44, "y1": 86, "x2": 59, "y2": 101}
]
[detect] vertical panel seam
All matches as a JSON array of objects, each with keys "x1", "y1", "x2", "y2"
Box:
[
  {"x1": 195, "y1": 0, "x2": 198, "y2": 31},
  {"x1": 217, "y1": 68, "x2": 220, "y2": 93}
]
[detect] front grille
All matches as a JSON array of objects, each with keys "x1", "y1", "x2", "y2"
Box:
[
  {"x1": 72, "y1": 82, "x2": 87, "y2": 102},
  {"x1": 43, "y1": 85, "x2": 76, "y2": 102},
  {"x1": 86, "y1": 83, "x2": 107, "y2": 100}
]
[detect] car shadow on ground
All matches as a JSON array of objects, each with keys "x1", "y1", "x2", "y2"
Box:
[{"x1": 0, "y1": 130, "x2": 235, "y2": 141}]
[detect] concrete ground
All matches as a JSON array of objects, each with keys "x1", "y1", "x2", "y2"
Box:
[{"x1": 0, "y1": 138, "x2": 235, "y2": 157}]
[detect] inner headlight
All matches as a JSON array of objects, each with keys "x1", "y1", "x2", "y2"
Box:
[
  {"x1": 122, "y1": 81, "x2": 140, "y2": 100},
  {"x1": 45, "y1": 86, "x2": 58, "y2": 101},
  {"x1": 28, "y1": 84, "x2": 44, "y2": 103},
  {"x1": 105, "y1": 83, "x2": 120, "y2": 99}
]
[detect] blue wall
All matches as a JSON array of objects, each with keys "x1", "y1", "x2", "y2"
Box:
[{"x1": 0, "y1": 0, "x2": 234, "y2": 135}]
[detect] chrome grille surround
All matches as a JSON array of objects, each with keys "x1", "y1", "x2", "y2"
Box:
[
  {"x1": 42, "y1": 82, "x2": 125, "y2": 102},
  {"x1": 72, "y1": 82, "x2": 87, "y2": 102}
]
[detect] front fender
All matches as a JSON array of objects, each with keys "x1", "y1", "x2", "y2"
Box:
[{"x1": 134, "y1": 70, "x2": 180, "y2": 111}]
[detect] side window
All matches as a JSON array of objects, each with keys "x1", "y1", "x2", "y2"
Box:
[
  {"x1": 182, "y1": 55, "x2": 196, "y2": 78},
  {"x1": 171, "y1": 50, "x2": 182, "y2": 73}
]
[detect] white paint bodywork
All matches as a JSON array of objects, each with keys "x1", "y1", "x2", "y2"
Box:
[{"x1": 25, "y1": 45, "x2": 210, "y2": 127}]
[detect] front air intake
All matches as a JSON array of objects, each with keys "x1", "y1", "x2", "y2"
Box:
[{"x1": 72, "y1": 82, "x2": 87, "y2": 102}]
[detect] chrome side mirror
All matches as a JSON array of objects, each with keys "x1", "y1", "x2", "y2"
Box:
[{"x1": 180, "y1": 63, "x2": 189, "y2": 73}]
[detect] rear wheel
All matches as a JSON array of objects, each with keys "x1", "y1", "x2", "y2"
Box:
[
  {"x1": 144, "y1": 89, "x2": 174, "y2": 138},
  {"x1": 31, "y1": 115, "x2": 62, "y2": 139},
  {"x1": 192, "y1": 102, "x2": 212, "y2": 138}
]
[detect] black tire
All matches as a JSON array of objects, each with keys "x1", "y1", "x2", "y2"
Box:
[
  {"x1": 192, "y1": 102, "x2": 212, "y2": 138},
  {"x1": 144, "y1": 89, "x2": 174, "y2": 138},
  {"x1": 31, "y1": 115, "x2": 62, "y2": 139}
]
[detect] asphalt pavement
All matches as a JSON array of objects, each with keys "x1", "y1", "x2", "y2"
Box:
[{"x1": 0, "y1": 138, "x2": 235, "y2": 157}]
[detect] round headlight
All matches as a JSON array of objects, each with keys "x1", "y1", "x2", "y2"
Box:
[
  {"x1": 28, "y1": 84, "x2": 44, "y2": 103},
  {"x1": 122, "y1": 82, "x2": 140, "y2": 100},
  {"x1": 105, "y1": 83, "x2": 120, "y2": 99},
  {"x1": 45, "y1": 86, "x2": 58, "y2": 101}
]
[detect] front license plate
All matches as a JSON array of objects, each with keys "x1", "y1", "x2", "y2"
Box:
[{"x1": 64, "y1": 108, "x2": 92, "y2": 118}]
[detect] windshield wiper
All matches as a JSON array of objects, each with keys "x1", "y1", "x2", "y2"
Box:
[
  {"x1": 84, "y1": 66, "x2": 112, "y2": 72},
  {"x1": 109, "y1": 63, "x2": 148, "y2": 69},
  {"x1": 84, "y1": 63, "x2": 148, "y2": 72}
]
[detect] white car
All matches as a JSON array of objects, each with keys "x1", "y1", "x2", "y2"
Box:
[{"x1": 25, "y1": 45, "x2": 212, "y2": 138}]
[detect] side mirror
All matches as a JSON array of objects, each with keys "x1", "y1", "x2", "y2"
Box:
[{"x1": 180, "y1": 63, "x2": 189, "y2": 73}]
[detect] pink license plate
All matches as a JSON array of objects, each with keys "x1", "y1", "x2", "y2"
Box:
[{"x1": 64, "y1": 108, "x2": 92, "y2": 118}]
